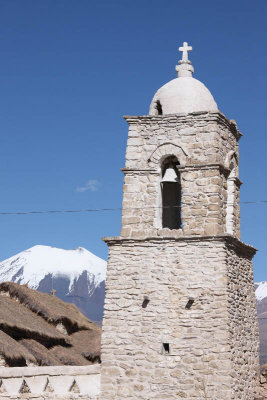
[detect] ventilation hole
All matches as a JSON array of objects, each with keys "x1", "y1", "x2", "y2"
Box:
[
  {"x1": 142, "y1": 296, "x2": 150, "y2": 308},
  {"x1": 185, "y1": 298, "x2": 195, "y2": 309},
  {"x1": 162, "y1": 343, "x2": 170, "y2": 354}
]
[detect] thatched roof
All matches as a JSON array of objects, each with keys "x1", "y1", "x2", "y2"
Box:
[
  {"x1": 0, "y1": 296, "x2": 68, "y2": 346},
  {"x1": 50, "y1": 346, "x2": 90, "y2": 366},
  {"x1": 0, "y1": 282, "x2": 101, "y2": 367},
  {"x1": 0, "y1": 330, "x2": 36, "y2": 367},
  {"x1": 71, "y1": 330, "x2": 101, "y2": 362},
  {"x1": 19, "y1": 339, "x2": 63, "y2": 367},
  {"x1": 0, "y1": 282, "x2": 97, "y2": 334}
]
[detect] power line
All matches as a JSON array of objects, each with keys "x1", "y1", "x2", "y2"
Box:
[
  {"x1": 1, "y1": 201, "x2": 267, "y2": 216},
  {"x1": 0, "y1": 208, "x2": 121, "y2": 215},
  {"x1": 242, "y1": 201, "x2": 267, "y2": 204}
]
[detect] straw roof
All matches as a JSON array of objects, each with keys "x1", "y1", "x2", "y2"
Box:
[
  {"x1": 71, "y1": 330, "x2": 101, "y2": 362},
  {"x1": 0, "y1": 282, "x2": 101, "y2": 367},
  {"x1": 19, "y1": 339, "x2": 63, "y2": 367},
  {"x1": 50, "y1": 346, "x2": 90, "y2": 366},
  {"x1": 0, "y1": 282, "x2": 96, "y2": 333},
  {"x1": 0, "y1": 330, "x2": 36, "y2": 367},
  {"x1": 0, "y1": 296, "x2": 68, "y2": 346}
]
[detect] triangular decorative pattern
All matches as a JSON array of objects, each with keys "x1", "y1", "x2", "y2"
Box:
[
  {"x1": 0, "y1": 379, "x2": 7, "y2": 393},
  {"x1": 19, "y1": 379, "x2": 31, "y2": 393},
  {"x1": 69, "y1": 379, "x2": 80, "y2": 393},
  {"x1": 25, "y1": 375, "x2": 48, "y2": 393},
  {"x1": 44, "y1": 378, "x2": 54, "y2": 393},
  {"x1": 2, "y1": 378, "x2": 23, "y2": 394},
  {"x1": 48, "y1": 375, "x2": 75, "y2": 394},
  {"x1": 0, "y1": 366, "x2": 100, "y2": 396}
]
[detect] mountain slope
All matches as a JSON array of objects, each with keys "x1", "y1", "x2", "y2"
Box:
[
  {"x1": 256, "y1": 282, "x2": 267, "y2": 366},
  {"x1": 0, "y1": 245, "x2": 106, "y2": 323}
]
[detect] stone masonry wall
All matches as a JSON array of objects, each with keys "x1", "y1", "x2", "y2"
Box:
[
  {"x1": 121, "y1": 112, "x2": 241, "y2": 239},
  {"x1": 226, "y1": 244, "x2": 260, "y2": 398},
  {"x1": 0, "y1": 365, "x2": 100, "y2": 400},
  {"x1": 121, "y1": 166, "x2": 228, "y2": 238},
  {"x1": 181, "y1": 166, "x2": 227, "y2": 236},
  {"x1": 100, "y1": 236, "x2": 258, "y2": 400},
  {"x1": 124, "y1": 112, "x2": 239, "y2": 170}
]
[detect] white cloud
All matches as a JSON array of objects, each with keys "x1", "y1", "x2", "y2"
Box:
[{"x1": 76, "y1": 179, "x2": 100, "y2": 193}]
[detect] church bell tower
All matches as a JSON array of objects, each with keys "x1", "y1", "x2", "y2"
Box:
[{"x1": 100, "y1": 43, "x2": 260, "y2": 400}]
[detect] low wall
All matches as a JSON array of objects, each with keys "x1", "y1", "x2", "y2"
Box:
[
  {"x1": 0, "y1": 365, "x2": 100, "y2": 399},
  {"x1": 258, "y1": 373, "x2": 267, "y2": 399}
]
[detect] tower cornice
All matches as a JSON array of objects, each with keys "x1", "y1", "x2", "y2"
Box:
[
  {"x1": 102, "y1": 234, "x2": 257, "y2": 258},
  {"x1": 124, "y1": 111, "x2": 242, "y2": 141}
]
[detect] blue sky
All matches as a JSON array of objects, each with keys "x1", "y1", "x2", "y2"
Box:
[{"x1": 0, "y1": 0, "x2": 266, "y2": 281}]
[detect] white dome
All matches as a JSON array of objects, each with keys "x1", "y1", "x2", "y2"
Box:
[{"x1": 149, "y1": 77, "x2": 218, "y2": 115}]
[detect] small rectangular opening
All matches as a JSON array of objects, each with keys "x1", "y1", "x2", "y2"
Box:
[
  {"x1": 142, "y1": 296, "x2": 150, "y2": 308},
  {"x1": 162, "y1": 343, "x2": 170, "y2": 354},
  {"x1": 185, "y1": 298, "x2": 195, "y2": 309}
]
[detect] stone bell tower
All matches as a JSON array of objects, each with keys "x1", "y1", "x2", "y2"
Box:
[{"x1": 100, "y1": 43, "x2": 260, "y2": 400}]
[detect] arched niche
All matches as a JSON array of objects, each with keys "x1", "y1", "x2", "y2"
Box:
[{"x1": 148, "y1": 143, "x2": 187, "y2": 168}]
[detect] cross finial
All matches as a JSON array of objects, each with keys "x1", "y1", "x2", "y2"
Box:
[
  {"x1": 179, "y1": 42, "x2": 192, "y2": 63},
  {"x1": 176, "y1": 41, "x2": 194, "y2": 78}
]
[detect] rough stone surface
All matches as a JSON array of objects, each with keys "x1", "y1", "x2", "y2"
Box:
[
  {"x1": 100, "y1": 111, "x2": 260, "y2": 399},
  {"x1": 226, "y1": 244, "x2": 260, "y2": 398},
  {"x1": 100, "y1": 237, "x2": 259, "y2": 399},
  {"x1": 121, "y1": 112, "x2": 241, "y2": 239}
]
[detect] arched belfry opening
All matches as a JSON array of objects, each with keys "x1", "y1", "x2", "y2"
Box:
[{"x1": 161, "y1": 156, "x2": 182, "y2": 229}]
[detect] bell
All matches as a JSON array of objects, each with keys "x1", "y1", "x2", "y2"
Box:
[{"x1": 161, "y1": 167, "x2": 178, "y2": 183}]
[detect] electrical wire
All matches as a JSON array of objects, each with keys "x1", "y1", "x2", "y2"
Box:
[{"x1": 0, "y1": 201, "x2": 267, "y2": 216}]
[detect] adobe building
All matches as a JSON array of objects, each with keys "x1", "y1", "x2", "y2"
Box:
[{"x1": 100, "y1": 43, "x2": 261, "y2": 399}]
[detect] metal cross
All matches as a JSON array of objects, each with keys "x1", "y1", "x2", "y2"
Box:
[{"x1": 179, "y1": 42, "x2": 192, "y2": 62}]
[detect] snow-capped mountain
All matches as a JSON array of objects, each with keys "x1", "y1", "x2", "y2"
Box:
[
  {"x1": 256, "y1": 282, "x2": 267, "y2": 302},
  {"x1": 255, "y1": 282, "x2": 267, "y2": 366},
  {"x1": 0, "y1": 245, "x2": 107, "y2": 323}
]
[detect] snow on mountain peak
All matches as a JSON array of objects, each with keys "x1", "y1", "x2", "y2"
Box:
[
  {"x1": 0, "y1": 245, "x2": 106, "y2": 290},
  {"x1": 255, "y1": 281, "x2": 267, "y2": 302}
]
